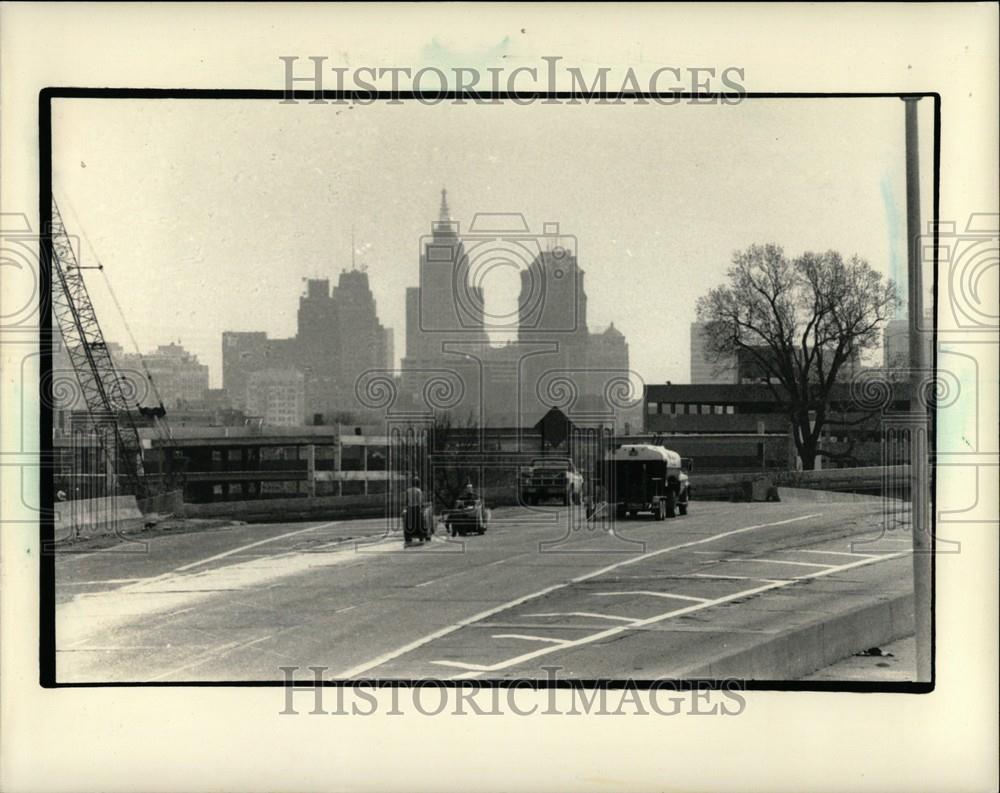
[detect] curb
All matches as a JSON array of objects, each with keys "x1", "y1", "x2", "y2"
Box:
[{"x1": 670, "y1": 592, "x2": 915, "y2": 680}]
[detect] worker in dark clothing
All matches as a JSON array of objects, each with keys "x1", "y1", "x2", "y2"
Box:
[
  {"x1": 458, "y1": 482, "x2": 479, "y2": 503},
  {"x1": 403, "y1": 476, "x2": 424, "y2": 546}
]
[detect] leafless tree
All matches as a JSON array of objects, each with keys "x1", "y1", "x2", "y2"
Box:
[
  {"x1": 430, "y1": 411, "x2": 481, "y2": 509},
  {"x1": 696, "y1": 244, "x2": 897, "y2": 470}
]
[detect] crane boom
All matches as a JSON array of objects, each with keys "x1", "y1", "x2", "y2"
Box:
[{"x1": 49, "y1": 197, "x2": 149, "y2": 499}]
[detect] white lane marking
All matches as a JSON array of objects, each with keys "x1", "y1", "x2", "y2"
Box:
[
  {"x1": 170, "y1": 521, "x2": 341, "y2": 574},
  {"x1": 440, "y1": 581, "x2": 790, "y2": 674},
  {"x1": 450, "y1": 670, "x2": 486, "y2": 679},
  {"x1": 726, "y1": 557, "x2": 837, "y2": 568},
  {"x1": 442, "y1": 552, "x2": 907, "y2": 676},
  {"x1": 68, "y1": 520, "x2": 347, "y2": 599},
  {"x1": 61, "y1": 579, "x2": 143, "y2": 585},
  {"x1": 430, "y1": 659, "x2": 493, "y2": 671},
  {"x1": 523, "y1": 611, "x2": 639, "y2": 623},
  {"x1": 337, "y1": 512, "x2": 823, "y2": 678},
  {"x1": 593, "y1": 591, "x2": 710, "y2": 603},
  {"x1": 145, "y1": 634, "x2": 274, "y2": 682},
  {"x1": 490, "y1": 634, "x2": 568, "y2": 644},
  {"x1": 57, "y1": 535, "x2": 399, "y2": 652},
  {"x1": 335, "y1": 605, "x2": 357, "y2": 613},
  {"x1": 687, "y1": 573, "x2": 794, "y2": 583},
  {"x1": 792, "y1": 549, "x2": 878, "y2": 558}
]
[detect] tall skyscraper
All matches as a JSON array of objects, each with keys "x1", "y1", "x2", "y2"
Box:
[
  {"x1": 400, "y1": 191, "x2": 631, "y2": 427},
  {"x1": 223, "y1": 266, "x2": 392, "y2": 423},
  {"x1": 399, "y1": 190, "x2": 486, "y2": 420}
]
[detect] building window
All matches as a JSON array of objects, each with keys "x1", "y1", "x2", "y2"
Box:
[
  {"x1": 316, "y1": 480, "x2": 339, "y2": 497},
  {"x1": 366, "y1": 446, "x2": 387, "y2": 471},
  {"x1": 212, "y1": 450, "x2": 222, "y2": 462},
  {"x1": 646, "y1": 402, "x2": 658, "y2": 414},
  {"x1": 341, "y1": 480, "x2": 365, "y2": 496},
  {"x1": 341, "y1": 445, "x2": 364, "y2": 471}
]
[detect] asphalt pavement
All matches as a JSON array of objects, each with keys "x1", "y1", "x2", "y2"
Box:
[{"x1": 54, "y1": 499, "x2": 914, "y2": 682}]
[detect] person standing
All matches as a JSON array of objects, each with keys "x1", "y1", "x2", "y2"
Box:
[{"x1": 403, "y1": 476, "x2": 424, "y2": 546}]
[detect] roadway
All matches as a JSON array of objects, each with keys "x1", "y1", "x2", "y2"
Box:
[{"x1": 54, "y1": 499, "x2": 914, "y2": 682}]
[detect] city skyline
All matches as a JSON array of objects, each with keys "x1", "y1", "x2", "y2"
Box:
[{"x1": 52, "y1": 97, "x2": 934, "y2": 390}]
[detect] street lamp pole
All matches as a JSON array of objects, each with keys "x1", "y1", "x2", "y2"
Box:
[{"x1": 903, "y1": 96, "x2": 932, "y2": 682}]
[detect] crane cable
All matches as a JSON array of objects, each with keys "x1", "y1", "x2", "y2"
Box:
[{"x1": 55, "y1": 187, "x2": 173, "y2": 439}]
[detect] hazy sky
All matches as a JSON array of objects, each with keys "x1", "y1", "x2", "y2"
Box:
[{"x1": 52, "y1": 96, "x2": 935, "y2": 389}]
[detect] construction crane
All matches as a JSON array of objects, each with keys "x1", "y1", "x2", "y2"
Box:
[{"x1": 48, "y1": 197, "x2": 151, "y2": 499}]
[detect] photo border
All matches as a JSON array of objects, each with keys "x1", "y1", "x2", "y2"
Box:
[{"x1": 37, "y1": 87, "x2": 941, "y2": 694}]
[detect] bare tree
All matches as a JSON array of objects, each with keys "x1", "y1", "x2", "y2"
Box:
[
  {"x1": 696, "y1": 244, "x2": 897, "y2": 470},
  {"x1": 429, "y1": 411, "x2": 481, "y2": 509}
]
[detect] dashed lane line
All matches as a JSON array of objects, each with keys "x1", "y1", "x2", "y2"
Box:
[
  {"x1": 336, "y1": 512, "x2": 823, "y2": 678},
  {"x1": 724, "y1": 557, "x2": 838, "y2": 569},
  {"x1": 431, "y1": 551, "x2": 907, "y2": 677},
  {"x1": 687, "y1": 573, "x2": 793, "y2": 583},
  {"x1": 490, "y1": 634, "x2": 568, "y2": 644},
  {"x1": 523, "y1": 611, "x2": 639, "y2": 623},
  {"x1": 593, "y1": 591, "x2": 710, "y2": 603}
]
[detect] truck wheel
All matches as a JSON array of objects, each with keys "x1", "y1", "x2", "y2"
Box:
[
  {"x1": 665, "y1": 491, "x2": 677, "y2": 518},
  {"x1": 616, "y1": 504, "x2": 626, "y2": 521}
]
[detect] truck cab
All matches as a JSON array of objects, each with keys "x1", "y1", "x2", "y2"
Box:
[
  {"x1": 520, "y1": 457, "x2": 584, "y2": 506},
  {"x1": 606, "y1": 444, "x2": 691, "y2": 520}
]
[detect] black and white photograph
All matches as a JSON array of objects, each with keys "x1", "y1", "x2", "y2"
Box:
[
  {"x1": 45, "y1": 92, "x2": 940, "y2": 685},
  {"x1": 1, "y1": 4, "x2": 997, "y2": 793}
]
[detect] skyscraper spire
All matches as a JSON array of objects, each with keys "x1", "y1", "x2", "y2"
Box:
[{"x1": 439, "y1": 188, "x2": 450, "y2": 222}]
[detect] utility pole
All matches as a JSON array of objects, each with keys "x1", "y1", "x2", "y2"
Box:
[{"x1": 903, "y1": 96, "x2": 932, "y2": 682}]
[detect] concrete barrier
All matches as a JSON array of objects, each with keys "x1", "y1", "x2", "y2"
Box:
[
  {"x1": 53, "y1": 495, "x2": 147, "y2": 542},
  {"x1": 777, "y1": 487, "x2": 890, "y2": 504},
  {"x1": 693, "y1": 465, "x2": 909, "y2": 501},
  {"x1": 673, "y1": 592, "x2": 915, "y2": 680}
]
